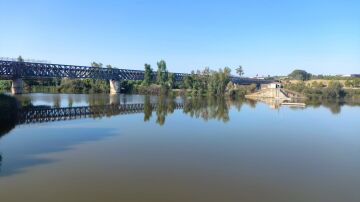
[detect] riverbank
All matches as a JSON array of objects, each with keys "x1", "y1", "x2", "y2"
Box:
[{"x1": 283, "y1": 80, "x2": 360, "y2": 99}]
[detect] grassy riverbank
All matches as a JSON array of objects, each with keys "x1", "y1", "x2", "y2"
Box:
[{"x1": 283, "y1": 80, "x2": 360, "y2": 99}]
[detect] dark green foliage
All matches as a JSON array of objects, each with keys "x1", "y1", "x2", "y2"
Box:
[
  {"x1": 142, "y1": 64, "x2": 153, "y2": 86},
  {"x1": 167, "y1": 73, "x2": 175, "y2": 89},
  {"x1": 0, "y1": 94, "x2": 18, "y2": 137},
  {"x1": 17, "y1": 55, "x2": 24, "y2": 62},
  {"x1": 120, "y1": 80, "x2": 142, "y2": 93},
  {"x1": 156, "y1": 60, "x2": 168, "y2": 86},
  {"x1": 0, "y1": 80, "x2": 11, "y2": 91},
  {"x1": 323, "y1": 81, "x2": 345, "y2": 98},
  {"x1": 285, "y1": 81, "x2": 346, "y2": 99},
  {"x1": 227, "y1": 83, "x2": 257, "y2": 98},
  {"x1": 183, "y1": 73, "x2": 194, "y2": 89},
  {"x1": 182, "y1": 67, "x2": 231, "y2": 96},
  {"x1": 143, "y1": 95, "x2": 152, "y2": 121},
  {"x1": 236, "y1": 65, "x2": 244, "y2": 77},
  {"x1": 288, "y1": 69, "x2": 312, "y2": 81}
]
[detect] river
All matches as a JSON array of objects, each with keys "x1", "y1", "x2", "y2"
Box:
[{"x1": 0, "y1": 93, "x2": 359, "y2": 202}]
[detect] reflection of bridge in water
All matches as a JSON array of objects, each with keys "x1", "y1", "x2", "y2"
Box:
[{"x1": 18, "y1": 103, "x2": 184, "y2": 124}]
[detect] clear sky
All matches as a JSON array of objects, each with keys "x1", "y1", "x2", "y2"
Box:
[{"x1": 0, "y1": 0, "x2": 359, "y2": 76}]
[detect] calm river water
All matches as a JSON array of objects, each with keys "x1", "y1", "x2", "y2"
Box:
[{"x1": 0, "y1": 93, "x2": 360, "y2": 202}]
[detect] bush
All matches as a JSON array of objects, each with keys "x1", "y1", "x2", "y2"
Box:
[{"x1": 0, "y1": 80, "x2": 11, "y2": 91}]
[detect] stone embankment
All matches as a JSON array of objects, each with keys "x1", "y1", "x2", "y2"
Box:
[{"x1": 245, "y1": 88, "x2": 305, "y2": 100}]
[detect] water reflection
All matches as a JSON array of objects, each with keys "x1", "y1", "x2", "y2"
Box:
[
  {"x1": 247, "y1": 96, "x2": 360, "y2": 114},
  {"x1": 1, "y1": 94, "x2": 360, "y2": 137},
  {"x1": 1, "y1": 93, "x2": 360, "y2": 202},
  {"x1": 0, "y1": 154, "x2": 2, "y2": 173},
  {"x1": 183, "y1": 96, "x2": 231, "y2": 122},
  {"x1": 0, "y1": 94, "x2": 251, "y2": 177},
  {"x1": 0, "y1": 94, "x2": 18, "y2": 138}
]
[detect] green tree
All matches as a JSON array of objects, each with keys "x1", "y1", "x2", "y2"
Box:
[
  {"x1": 183, "y1": 74, "x2": 194, "y2": 89},
  {"x1": 91, "y1": 62, "x2": 103, "y2": 68},
  {"x1": 90, "y1": 62, "x2": 109, "y2": 93},
  {"x1": 142, "y1": 63, "x2": 153, "y2": 86},
  {"x1": 167, "y1": 73, "x2": 175, "y2": 88},
  {"x1": 236, "y1": 65, "x2": 244, "y2": 77},
  {"x1": 0, "y1": 81, "x2": 11, "y2": 90},
  {"x1": 17, "y1": 55, "x2": 24, "y2": 62},
  {"x1": 156, "y1": 60, "x2": 168, "y2": 86},
  {"x1": 323, "y1": 81, "x2": 344, "y2": 98},
  {"x1": 288, "y1": 69, "x2": 312, "y2": 81}
]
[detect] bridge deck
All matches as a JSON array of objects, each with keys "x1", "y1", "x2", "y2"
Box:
[{"x1": 0, "y1": 60, "x2": 272, "y2": 85}]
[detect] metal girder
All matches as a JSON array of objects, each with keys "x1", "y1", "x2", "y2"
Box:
[
  {"x1": 0, "y1": 60, "x2": 272, "y2": 85},
  {"x1": 0, "y1": 60, "x2": 187, "y2": 81}
]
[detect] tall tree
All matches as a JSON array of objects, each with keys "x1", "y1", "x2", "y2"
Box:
[
  {"x1": 236, "y1": 65, "x2": 244, "y2": 77},
  {"x1": 143, "y1": 63, "x2": 153, "y2": 86},
  {"x1": 167, "y1": 73, "x2": 175, "y2": 88},
  {"x1": 17, "y1": 55, "x2": 24, "y2": 62},
  {"x1": 156, "y1": 60, "x2": 168, "y2": 86}
]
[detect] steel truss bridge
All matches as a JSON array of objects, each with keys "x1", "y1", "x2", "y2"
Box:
[
  {"x1": 0, "y1": 60, "x2": 272, "y2": 85},
  {"x1": 17, "y1": 103, "x2": 184, "y2": 124}
]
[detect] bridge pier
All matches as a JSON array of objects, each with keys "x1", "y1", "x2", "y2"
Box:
[
  {"x1": 109, "y1": 94, "x2": 120, "y2": 105},
  {"x1": 109, "y1": 80, "x2": 121, "y2": 94},
  {"x1": 11, "y1": 78, "x2": 24, "y2": 94}
]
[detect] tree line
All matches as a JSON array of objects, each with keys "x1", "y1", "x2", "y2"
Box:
[{"x1": 0, "y1": 56, "x2": 250, "y2": 97}]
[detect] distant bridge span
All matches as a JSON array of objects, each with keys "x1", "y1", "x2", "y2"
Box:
[{"x1": 0, "y1": 60, "x2": 273, "y2": 94}]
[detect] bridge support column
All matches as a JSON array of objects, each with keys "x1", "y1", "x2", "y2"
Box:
[
  {"x1": 109, "y1": 80, "x2": 121, "y2": 94},
  {"x1": 109, "y1": 94, "x2": 120, "y2": 105},
  {"x1": 11, "y1": 78, "x2": 24, "y2": 94}
]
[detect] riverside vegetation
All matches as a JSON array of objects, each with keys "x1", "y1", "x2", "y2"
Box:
[
  {"x1": 0, "y1": 57, "x2": 256, "y2": 98},
  {"x1": 1, "y1": 56, "x2": 359, "y2": 99},
  {"x1": 282, "y1": 69, "x2": 360, "y2": 99}
]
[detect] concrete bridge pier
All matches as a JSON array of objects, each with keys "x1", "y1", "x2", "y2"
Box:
[
  {"x1": 109, "y1": 94, "x2": 120, "y2": 105},
  {"x1": 11, "y1": 78, "x2": 24, "y2": 94},
  {"x1": 109, "y1": 80, "x2": 121, "y2": 94}
]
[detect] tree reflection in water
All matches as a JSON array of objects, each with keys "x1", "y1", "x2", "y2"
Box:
[
  {"x1": 150, "y1": 95, "x2": 252, "y2": 124},
  {"x1": 0, "y1": 154, "x2": 2, "y2": 173},
  {"x1": 155, "y1": 94, "x2": 176, "y2": 125},
  {"x1": 1, "y1": 93, "x2": 359, "y2": 137},
  {"x1": 183, "y1": 96, "x2": 231, "y2": 122},
  {"x1": 0, "y1": 94, "x2": 19, "y2": 138},
  {"x1": 143, "y1": 95, "x2": 152, "y2": 122}
]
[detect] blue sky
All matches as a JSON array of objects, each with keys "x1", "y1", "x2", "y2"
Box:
[{"x1": 0, "y1": 0, "x2": 359, "y2": 76}]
